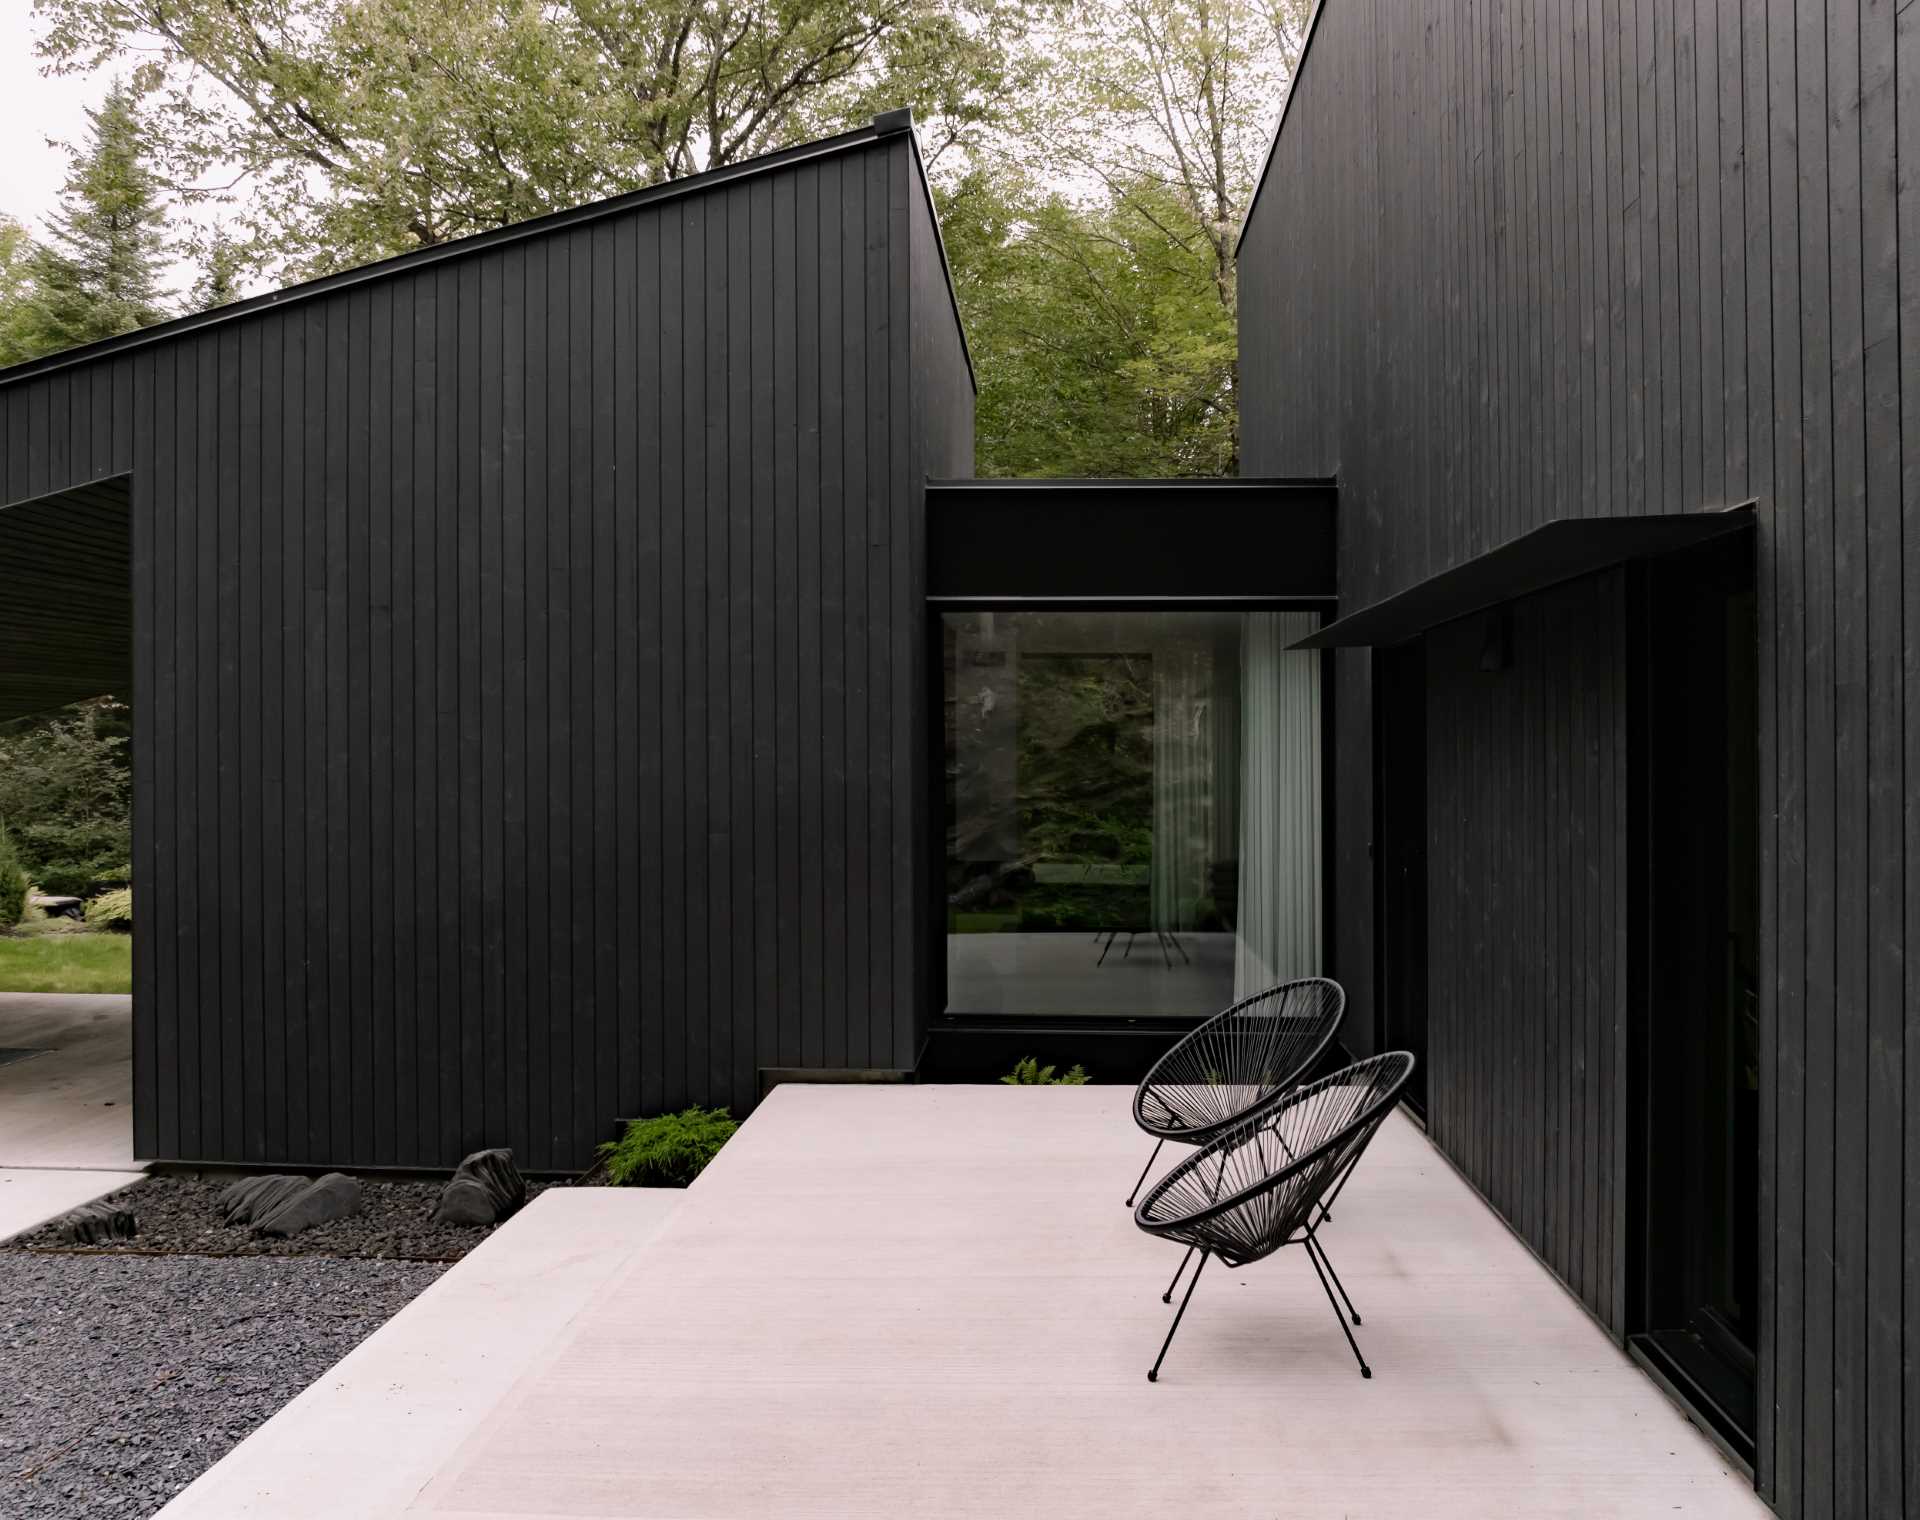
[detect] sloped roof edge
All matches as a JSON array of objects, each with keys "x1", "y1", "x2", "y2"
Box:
[
  {"x1": 1235, "y1": 0, "x2": 1331, "y2": 257},
  {"x1": 0, "y1": 109, "x2": 974, "y2": 394}
]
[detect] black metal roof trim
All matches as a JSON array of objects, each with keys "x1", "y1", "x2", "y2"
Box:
[
  {"x1": 1293, "y1": 502, "x2": 1757, "y2": 649},
  {"x1": 927, "y1": 476, "x2": 1335, "y2": 490},
  {"x1": 930, "y1": 476, "x2": 1336, "y2": 601},
  {"x1": 1235, "y1": 0, "x2": 1332, "y2": 256},
  {"x1": 929, "y1": 594, "x2": 1337, "y2": 605},
  {"x1": 0, "y1": 109, "x2": 975, "y2": 393},
  {"x1": 895, "y1": 117, "x2": 978, "y2": 394}
]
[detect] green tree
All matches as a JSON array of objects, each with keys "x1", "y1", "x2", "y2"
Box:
[
  {"x1": 0, "y1": 697, "x2": 133, "y2": 899},
  {"x1": 940, "y1": 169, "x2": 1237, "y2": 477},
  {"x1": 36, "y1": 0, "x2": 1045, "y2": 277},
  {"x1": 191, "y1": 225, "x2": 244, "y2": 311},
  {"x1": 0, "y1": 822, "x2": 26, "y2": 929},
  {"x1": 940, "y1": 0, "x2": 1309, "y2": 476},
  {"x1": 0, "y1": 82, "x2": 171, "y2": 365},
  {"x1": 0, "y1": 219, "x2": 33, "y2": 309}
]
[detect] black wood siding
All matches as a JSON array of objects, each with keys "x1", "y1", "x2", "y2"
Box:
[
  {"x1": 1424, "y1": 576, "x2": 1632, "y2": 1338},
  {"x1": 1241, "y1": 0, "x2": 1916, "y2": 1510},
  {"x1": 0, "y1": 125, "x2": 973, "y2": 1172}
]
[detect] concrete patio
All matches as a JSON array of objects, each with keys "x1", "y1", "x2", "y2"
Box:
[{"x1": 161, "y1": 1083, "x2": 1763, "y2": 1518}]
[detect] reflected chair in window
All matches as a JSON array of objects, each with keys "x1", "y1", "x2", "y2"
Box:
[
  {"x1": 1124, "y1": 976, "x2": 1345, "y2": 1210},
  {"x1": 1133, "y1": 1050, "x2": 1416, "y2": 1382}
]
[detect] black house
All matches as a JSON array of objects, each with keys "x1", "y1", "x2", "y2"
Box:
[
  {"x1": 0, "y1": 104, "x2": 1340, "y2": 1185},
  {"x1": 0, "y1": 0, "x2": 1908, "y2": 1506},
  {"x1": 1240, "y1": 0, "x2": 1917, "y2": 1511},
  {"x1": 0, "y1": 112, "x2": 976, "y2": 1174}
]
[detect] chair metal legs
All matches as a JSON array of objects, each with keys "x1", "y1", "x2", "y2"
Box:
[
  {"x1": 1307, "y1": 1228, "x2": 1361, "y2": 1324},
  {"x1": 1147, "y1": 1249, "x2": 1209, "y2": 1382},
  {"x1": 1160, "y1": 1244, "x2": 1196, "y2": 1303},
  {"x1": 1125, "y1": 1137, "x2": 1165, "y2": 1209},
  {"x1": 1147, "y1": 1241, "x2": 1373, "y2": 1383},
  {"x1": 1305, "y1": 1236, "x2": 1371, "y2": 1377}
]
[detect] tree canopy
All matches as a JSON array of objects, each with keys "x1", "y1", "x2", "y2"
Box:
[
  {"x1": 13, "y1": 0, "x2": 1310, "y2": 475},
  {"x1": 35, "y1": 0, "x2": 1042, "y2": 277},
  {"x1": 0, "y1": 80, "x2": 171, "y2": 365}
]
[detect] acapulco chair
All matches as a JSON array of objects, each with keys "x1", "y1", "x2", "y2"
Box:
[
  {"x1": 1133, "y1": 1050, "x2": 1415, "y2": 1383},
  {"x1": 1124, "y1": 976, "x2": 1346, "y2": 1208}
]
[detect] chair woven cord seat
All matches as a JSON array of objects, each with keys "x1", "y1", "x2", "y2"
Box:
[{"x1": 1131, "y1": 976, "x2": 1346, "y2": 1146}]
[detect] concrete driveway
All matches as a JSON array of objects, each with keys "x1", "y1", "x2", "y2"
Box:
[{"x1": 0, "y1": 992, "x2": 142, "y2": 1239}]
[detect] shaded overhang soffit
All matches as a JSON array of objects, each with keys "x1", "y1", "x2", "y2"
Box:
[
  {"x1": 1293, "y1": 503, "x2": 1756, "y2": 649},
  {"x1": 0, "y1": 478, "x2": 130, "y2": 722}
]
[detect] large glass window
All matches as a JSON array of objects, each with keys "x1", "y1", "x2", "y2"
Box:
[{"x1": 942, "y1": 609, "x2": 1322, "y2": 1017}]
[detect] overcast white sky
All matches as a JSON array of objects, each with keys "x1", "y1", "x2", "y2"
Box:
[{"x1": 0, "y1": 12, "x2": 110, "y2": 236}]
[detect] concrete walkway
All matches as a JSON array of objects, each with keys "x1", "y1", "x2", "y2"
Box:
[
  {"x1": 0, "y1": 993, "x2": 140, "y2": 1238},
  {"x1": 159, "y1": 1188, "x2": 682, "y2": 1517},
  {"x1": 165, "y1": 1083, "x2": 1766, "y2": 1518}
]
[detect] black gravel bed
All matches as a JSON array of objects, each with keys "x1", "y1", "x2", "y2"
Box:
[
  {"x1": 4, "y1": 1175, "x2": 552, "y2": 1262},
  {"x1": 0, "y1": 1252, "x2": 444, "y2": 1519}
]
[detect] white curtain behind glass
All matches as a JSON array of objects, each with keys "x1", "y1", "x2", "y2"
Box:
[
  {"x1": 1151, "y1": 647, "x2": 1211, "y2": 932},
  {"x1": 1234, "y1": 611, "x2": 1322, "y2": 997}
]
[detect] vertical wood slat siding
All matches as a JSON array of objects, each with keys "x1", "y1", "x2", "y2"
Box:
[
  {"x1": 1241, "y1": 0, "x2": 1912, "y2": 1511},
  {"x1": 1421, "y1": 576, "x2": 1629, "y2": 1339},
  {"x1": 0, "y1": 133, "x2": 970, "y2": 1174}
]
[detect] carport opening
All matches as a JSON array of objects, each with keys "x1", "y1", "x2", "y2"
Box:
[{"x1": 0, "y1": 474, "x2": 135, "y2": 1179}]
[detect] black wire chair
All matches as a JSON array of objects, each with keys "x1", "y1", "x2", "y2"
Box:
[
  {"x1": 1124, "y1": 976, "x2": 1346, "y2": 1208},
  {"x1": 1133, "y1": 1050, "x2": 1416, "y2": 1383}
]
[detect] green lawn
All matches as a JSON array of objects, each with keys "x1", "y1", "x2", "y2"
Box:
[{"x1": 0, "y1": 932, "x2": 132, "y2": 993}]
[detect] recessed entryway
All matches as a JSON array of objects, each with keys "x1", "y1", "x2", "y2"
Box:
[{"x1": 1628, "y1": 535, "x2": 1761, "y2": 1467}]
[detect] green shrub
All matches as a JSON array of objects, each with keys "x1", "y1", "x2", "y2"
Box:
[
  {"x1": 0, "y1": 824, "x2": 24, "y2": 929},
  {"x1": 0, "y1": 698, "x2": 132, "y2": 898},
  {"x1": 1000, "y1": 1056, "x2": 1091, "y2": 1086},
  {"x1": 85, "y1": 886, "x2": 133, "y2": 934},
  {"x1": 597, "y1": 1106, "x2": 738, "y2": 1187}
]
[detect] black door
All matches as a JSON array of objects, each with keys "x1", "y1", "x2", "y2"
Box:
[
  {"x1": 1373, "y1": 642, "x2": 1428, "y2": 1114},
  {"x1": 1629, "y1": 536, "x2": 1760, "y2": 1465}
]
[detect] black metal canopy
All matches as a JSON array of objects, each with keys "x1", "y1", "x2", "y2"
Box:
[
  {"x1": 1293, "y1": 503, "x2": 1756, "y2": 649},
  {"x1": 927, "y1": 478, "x2": 1336, "y2": 602}
]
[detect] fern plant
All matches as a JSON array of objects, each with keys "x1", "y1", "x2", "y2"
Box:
[
  {"x1": 597, "y1": 1106, "x2": 738, "y2": 1187},
  {"x1": 1000, "y1": 1057, "x2": 1091, "y2": 1086}
]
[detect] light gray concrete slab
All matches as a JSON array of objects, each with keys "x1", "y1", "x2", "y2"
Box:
[
  {"x1": 0, "y1": 992, "x2": 134, "y2": 1169},
  {"x1": 386, "y1": 1084, "x2": 1761, "y2": 1519},
  {"x1": 0, "y1": 1164, "x2": 144, "y2": 1241},
  {"x1": 947, "y1": 929, "x2": 1235, "y2": 1016},
  {"x1": 157, "y1": 1187, "x2": 682, "y2": 1519}
]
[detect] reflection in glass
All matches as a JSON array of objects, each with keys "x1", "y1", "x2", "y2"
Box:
[{"x1": 943, "y1": 609, "x2": 1321, "y2": 1018}]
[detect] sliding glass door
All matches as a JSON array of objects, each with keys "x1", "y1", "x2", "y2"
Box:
[{"x1": 941, "y1": 609, "x2": 1322, "y2": 1018}]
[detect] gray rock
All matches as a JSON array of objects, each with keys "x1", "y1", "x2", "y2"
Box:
[
  {"x1": 431, "y1": 1148, "x2": 526, "y2": 1227},
  {"x1": 216, "y1": 1174, "x2": 308, "y2": 1227},
  {"x1": 51, "y1": 1199, "x2": 137, "y2": 1244},
  {"x1": 251, "y1": 1174, "x2": 362, "y2": 1238}
]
